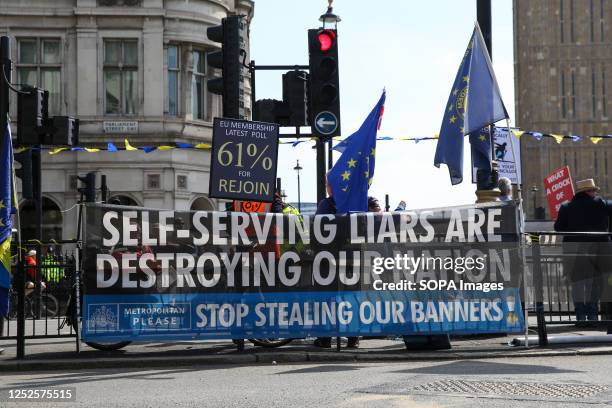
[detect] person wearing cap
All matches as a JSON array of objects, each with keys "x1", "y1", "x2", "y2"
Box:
[
  {"x1": 555, "y1": 178, "x2": 612, "y2": 324},
  {"x1": 24, "y1": 249, "x2": 47, "y2": 296}
]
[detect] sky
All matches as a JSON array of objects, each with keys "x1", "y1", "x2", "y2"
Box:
[{"x1": 250, "y1": 0, "x2": 515, "y2": 210}]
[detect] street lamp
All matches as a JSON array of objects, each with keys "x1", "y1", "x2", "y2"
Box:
[
  {"x1": 319, "y1": 0, "x2": 341, "y2": 29},
  {"x1": 293, "y1": 160, "x2": 303, "y2": 212},
  {"x1": 531, "y1": 185, "x2": 539, "y2": 219}
]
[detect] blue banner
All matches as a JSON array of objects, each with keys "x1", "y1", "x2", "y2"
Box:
[{"x1": 82, "y1": 289, "x2": 523, "y2": 342}]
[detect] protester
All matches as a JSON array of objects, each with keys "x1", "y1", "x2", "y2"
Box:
[
  {"x1": 24, "y1": 249, "x2": 46, "y2": 296},
  {"x1": 313, "y1": 177, "x2": 359, "y2": 349},
  {"x1": 394, "y1": 200, "x2": 407, "y2": 211},
  {"x1": 554, "y1": 178, "x2": 612, "y2": 324},
  {"x1": 368, "y1": 196, "x2": 382, "y2": 213},
  {"x1": 498, "y1": 177, "x2": 513, "y2": 201}
]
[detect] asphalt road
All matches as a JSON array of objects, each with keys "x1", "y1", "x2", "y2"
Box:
[{"x1": 1, "y1": 355, "x2": 611, "y2": 407}]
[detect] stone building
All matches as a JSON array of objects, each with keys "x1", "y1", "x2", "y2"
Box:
[
  {"x1": 0, "y1": 0, "x2": 253, "y2": 241},
  {"x1": 514, "y1": 0, "x2": 611, "y2": 219}
]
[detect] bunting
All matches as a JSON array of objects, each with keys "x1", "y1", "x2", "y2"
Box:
[{"x1": 12, "y1": 128, "x2": 612, "y2": 156}]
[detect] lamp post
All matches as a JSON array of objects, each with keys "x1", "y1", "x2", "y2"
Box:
[
  {"x1": 293, "y1": 160, "x2": 303, "y2": 212},
  {"x1": 531, "y1": 185, "x2": 539, "y2": 219}
]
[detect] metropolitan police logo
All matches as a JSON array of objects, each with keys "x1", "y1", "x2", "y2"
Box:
[{"x1": 87, "y1": 304, "x2": 119, "y2": 332}]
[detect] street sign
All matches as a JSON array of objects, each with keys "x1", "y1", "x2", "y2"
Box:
[
  {"x1": 543, "y1": 166, "x2": 574, "y2": 220},
  {"x1": 313, "y1": 111, "x2": 338, "y2": 136},
  {"x1": 209, "y1": 117, "x2": 279, "y2": 202}
]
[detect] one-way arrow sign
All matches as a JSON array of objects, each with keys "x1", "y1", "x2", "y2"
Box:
[{"x1": 313, "y1": 111, "x2": 338, "y2": 136}]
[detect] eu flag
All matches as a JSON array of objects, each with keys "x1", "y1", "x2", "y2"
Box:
[
  {"x1": 434, "y1": 24, "x2": 508, "y2": 184},
  {"x1": 328, "y1": 91, "x2": 385, "y2": 213},
  {"x1": 0, "y1": 123, "x2": 14, "y2": 293},
  {"x1": 470, "y1": 127, "x2": 492, "y2": 172}
]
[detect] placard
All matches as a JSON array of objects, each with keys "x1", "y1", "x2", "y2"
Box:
[
  {"x1": 543, "y1": 166, "x2": 574, "y2": 220},
  {"x1": 209, "y1": 118, "x2": 279, "y2": 202}
]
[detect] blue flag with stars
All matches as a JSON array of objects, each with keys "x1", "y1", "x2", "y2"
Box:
[
  {"x1": 0, "y1": 123, "x2": 14, "y2": 290},
  {"x1": 434, "y1": 24, "x2": 508, "y2": 184},
  {"x1": 328, "y1": 91, "x2": 385, "y2": 213}
]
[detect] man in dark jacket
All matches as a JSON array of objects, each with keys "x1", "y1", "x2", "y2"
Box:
[{"x1": 554, "y1": 178, "x2": 612, "y2": 322}]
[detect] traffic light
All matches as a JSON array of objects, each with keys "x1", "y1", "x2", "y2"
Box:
[
  {"x1": 206, "y1": 15, "x2": 246, "y2": 119},
  {"x1": 308, "y1": 28, "x2": 341, "y2": 141},
  {"x1": 17, "y1": 86, "x2": 47, "y2": 146},
  {"x1": 253, "y1": 99, "x2": 290, "y2": 125},
  {"x1": 49, "y1": 116, "x2": 79, "y2": 146},
  {"x1": 282, "y1": 70, "x2": 309, "y2": 126},
  {"x1": 77, "y1": 172, "x2": 96, "y2": 203},
  {"x1": 14, "y1": 149, "x2": 33, "y2": 199}
]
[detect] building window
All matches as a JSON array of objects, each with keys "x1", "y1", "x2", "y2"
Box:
[
  {"x1": 98, "y1": 0, "x2": 142, "y2": 5},
  {"x1": 560, "y1": 71, "x2": 567, "y2": 118},
  {"x1": 177, "y1": 175, "x2": 188, "y2": 190},
  {"x1": 569, "y1": 0, "x2": 575, "y2": 42},
  {"x1": 574, "y1": 151, "x2": 578, "y2": 172},
  {"x1": 605, "y1": 152, "x2": 609, "y2": 190},
  {"x1": 146, "y1": 174, "x2": 160, "y2": 189},
  {"x1": 104, "y1": 40, "x2": 138, "y2": 115},
  {"x1": 167, "y1": 45, "x2": 179, "y2": 116},
  {"x1": 603, "y1": 66, "x2": 608, "y2": 117},
  {"x1": 601, "y1": 0, "x2": 605, "y2": 42},
  {"x1": 191, "y1": 50, "x2": 206, "y2": 120},
  {"x1": 560, "y1": 0, "x2": 564, "y2": 43},
  {"x1": 592, "y1": 65, "x2": 597, "y2": 118},
  {"x1": 570, "y1": 70, "x2": 576, "y2": 118},
  {"x1": 17, "y1": 38, "x2": 61, "y2": 115},
  {"x1": 590, "y1": 0, "x2": 595, "y2": 43}
]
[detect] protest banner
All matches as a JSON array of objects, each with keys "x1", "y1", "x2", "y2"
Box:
[
  {"x1": 81, "y1": 203, "x2": 525, "y2": 342},
  {"x1": 543, "y1": 166, "x2": 574, "y2": 220},
  {"x1": 209, "y1": 118, "x2": 279, "y2": 202}
]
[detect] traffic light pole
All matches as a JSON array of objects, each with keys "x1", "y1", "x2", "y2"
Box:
[{"x1": 249, "y1": 61, "x2": 329, "y2": 201}]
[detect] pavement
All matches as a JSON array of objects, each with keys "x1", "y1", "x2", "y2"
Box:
[
  {"x1": 2, "y1": 321, "x2": 612, "y2": 372},
  {"x1": 4, "y1": 356, "x2": 612, "y2": 407}
]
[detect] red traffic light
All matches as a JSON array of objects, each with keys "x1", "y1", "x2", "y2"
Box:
[{"x1": 317, "y1": 30, "x2": 336, "y2": 52}]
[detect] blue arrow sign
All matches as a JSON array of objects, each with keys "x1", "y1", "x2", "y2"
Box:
[{"x1": 314, "y1": 111, "x2": 338, "y2": 135}]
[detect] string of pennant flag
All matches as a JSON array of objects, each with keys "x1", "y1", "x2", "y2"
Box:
[{"x1": 13, "y1": 127, "x2": 612, "y2": 155}]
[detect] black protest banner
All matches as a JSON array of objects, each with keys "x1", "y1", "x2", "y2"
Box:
[{"x1": 81, "y1": 203, "x2": 525, "y2": 342}]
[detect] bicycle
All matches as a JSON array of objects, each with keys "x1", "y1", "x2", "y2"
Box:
[{"x1": 8, "y1": 286, "x2": 59, "y2": 320}]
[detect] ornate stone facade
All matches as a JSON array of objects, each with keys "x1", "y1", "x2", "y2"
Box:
[{"x1": 0, "y1": 0, "x2": 253, "y2": 240}]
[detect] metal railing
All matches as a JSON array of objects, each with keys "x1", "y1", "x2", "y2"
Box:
[
  {"x1": 3, "y1": 241, "x2": 78, "y2": 341},
  {"x1": 526, "y1": 232, "x2": 612, "y2": 346}
]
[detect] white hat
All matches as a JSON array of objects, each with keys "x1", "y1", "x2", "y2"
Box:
[
  {"x1": 575, "y1": 179, "x2": 600, "y2": 194},
  {"x1": 27, "y1": 249, "x2": 36, "y2": 256}
]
